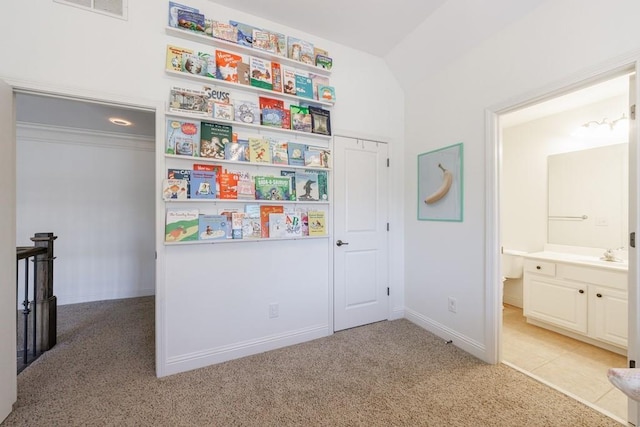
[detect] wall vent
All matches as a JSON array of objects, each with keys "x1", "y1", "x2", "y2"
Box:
[{"x1": 54, "y1": 0, "x2": 128, "y2": 20}]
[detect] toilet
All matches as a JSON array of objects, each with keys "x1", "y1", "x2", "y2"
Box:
[{"x1": 502, "y1": 249, "x2": 525, "y2": 281}]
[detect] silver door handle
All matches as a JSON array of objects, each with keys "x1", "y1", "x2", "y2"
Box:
[{"x1": 336, "y1": 240, "x2": 349, "y2": 247}]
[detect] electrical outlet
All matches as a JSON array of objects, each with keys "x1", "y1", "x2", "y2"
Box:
[
  {"x1": 448, "y1": 297, "x2": 457, "y2": 313},
  {"x1": 269, "y1": 303, "x2": 279, "y2": 319}
]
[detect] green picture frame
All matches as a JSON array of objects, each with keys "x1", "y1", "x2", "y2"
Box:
[{"x1": 417, "y1": 143, "x2": 464, "y2": 222}]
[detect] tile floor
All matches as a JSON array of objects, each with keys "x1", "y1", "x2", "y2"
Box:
[{"x1": 502, "y1": 304, "x2": 628, "y2": 422}]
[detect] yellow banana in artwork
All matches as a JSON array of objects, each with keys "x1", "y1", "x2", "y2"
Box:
[{"x1": 425, "y1": 163, "x2": 453, "y2": 204}]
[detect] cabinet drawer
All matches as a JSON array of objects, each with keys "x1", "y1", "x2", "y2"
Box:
[
  {"x1": 559, "y1": 264, "x2": 627, "y2": 290},
  {"x1": 524, "y1": 259, "x2": 556, "y2": 277}
]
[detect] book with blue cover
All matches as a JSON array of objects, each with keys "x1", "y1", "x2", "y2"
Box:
[
  {"x1": 295, "y1": 75, "x2": 313, "y2": 99},
  {"x1": 190, "y1": 170, "x2": 217, "y2": 199},
  {"x1": 287, "y1": 142, "x2": 307, "y2": 166},
  {"x1": 198, "y1": 214, "x2": 227, "y2": 240}
]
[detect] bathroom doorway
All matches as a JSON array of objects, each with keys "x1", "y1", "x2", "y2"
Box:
[{"x1": 498, "y1": 71, "x2": 634, "y2": 422}]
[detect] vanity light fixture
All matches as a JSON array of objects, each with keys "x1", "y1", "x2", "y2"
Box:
[
  {"x1": 572, "y1": 113, "x2": 628, "y2": 137},
  {"x1": 109, "y1": 117, "x2": 132, "y2": 126}
]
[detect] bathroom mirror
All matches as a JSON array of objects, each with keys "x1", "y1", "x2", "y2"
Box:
[{"x1": 547, "y1": 143, "x2": 628, "y2": 249}]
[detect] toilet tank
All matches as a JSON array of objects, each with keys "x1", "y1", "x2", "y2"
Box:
[{"x1": 502, "y1": 249, "x2": 526, "y2": 279}]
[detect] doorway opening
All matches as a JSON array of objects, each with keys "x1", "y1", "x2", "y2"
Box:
[{"x1": 497, "y1": 71, "x2": 633, "y2": 423}]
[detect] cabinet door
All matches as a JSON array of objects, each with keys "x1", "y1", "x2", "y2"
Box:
[
  {"x1": 524, "y1": 275, "x2": 587, "y2": 333},
  {"x1": 591, "y1": 286, "x2": 628, "y2": 348}
]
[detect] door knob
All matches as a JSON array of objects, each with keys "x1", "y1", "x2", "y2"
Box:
[{"x1": 336, "y1": 240, "x2": 349, "y2": 247}]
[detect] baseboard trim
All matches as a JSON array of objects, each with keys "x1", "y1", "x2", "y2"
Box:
[
  {"x1": 162, "y1": 325, "x2": 330, "y2": 376},
  {"x1": 389, "y1": 307, "x2": 405, "y2": 320},
  {"x1": 57, "y1": 288, "x2": 155, "y2": 306},
  {"x1": 404, "y1": 308, "x2": 487, "y2": 361}
]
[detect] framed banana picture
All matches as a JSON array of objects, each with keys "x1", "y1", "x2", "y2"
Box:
[{"x1": 417, "y1": 143, "x2": 463, "y2": 221}]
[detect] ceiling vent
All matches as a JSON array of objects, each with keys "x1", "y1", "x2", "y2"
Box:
[{"x1": 54, "y1": 0, "x2": 128, "y2": 20}]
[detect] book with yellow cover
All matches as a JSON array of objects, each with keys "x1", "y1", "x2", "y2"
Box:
[{"x1": 308, "y1": 210, "x2": 326, "y2": 236}]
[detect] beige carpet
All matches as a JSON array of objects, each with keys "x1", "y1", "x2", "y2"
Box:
[{"x1": 2, "y1": 296, "x2": 621, "y2": 426}]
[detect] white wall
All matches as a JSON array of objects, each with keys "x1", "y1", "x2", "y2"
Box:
[
  {"x1": 16, "y1": 125, "x2": 156, "y2": 305},
  {"x1": 386, "y1": 0, "x2": 640, "y2": 360},
  {"x1": 0, "y1": 0, "x2": 405, "y2": 376}
]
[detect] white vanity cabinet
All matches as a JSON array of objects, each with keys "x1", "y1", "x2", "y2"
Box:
[{"x1": 523, "y1": 255, "x2": 627, "y2": 353}]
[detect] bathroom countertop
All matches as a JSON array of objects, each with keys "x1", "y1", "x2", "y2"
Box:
[{"x1": 523, "y1": 251, "x2": 628, "y2": 272}]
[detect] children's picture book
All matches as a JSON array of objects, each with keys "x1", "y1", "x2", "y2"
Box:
[
  {"x1": 320, "y1": 150, "x2": 331, "y2": 168},
  {"x1": 309, "y1": 106, "x2": 331, "y2": 135},
  {"x1": 224, "y1": 140, "x2": 248, "y2": 161},
  {"x1": 237, "y1": 62, "x2": 250, "y2": 85},
  {"x1": 166, "y1": 119, "x2": 201, "y2": 156},
  {"x1": 280, "y1": 170, "x2": 296, "y2": 200},
  {"x1": 215, "y1": 50, "x2": 242, "y2": 82},
  {"x1": 234, "y1": 100, "x2": 260, "y2": 124},
  {"x1": 248, "y1": 137, "x2": 272, "y2": 163},
  {"x1": 200, "y1": 122, "x2": 232, "y2": 159},
  {"x1": 218, "y1": 208, "x2": 239, "y2": 238},
  {"x1": 290, "y1": 105, "x2": 312, "y2": 132},
  {"x1": 269, "y1": 213, "x2": 287, "y2": 238},
  {"x1": 169, "y1": 86, "x2": 211, "y2": 116},
  {"x1": 168, "y1": 2, "x2": 198, "y2": 28},
  {"x1": 282, "y1": 67, "x2": 297, "y2": 95},
  {"x1": 296, "y1": 207, "x2": 309, "y2": 236},
  {"x1": 308, "y1": 210, "x2": 326, "y2": 236},
  {"x1": 295, "y1": 74, "x2": 313, "y2": 99},
  {"x1": 271, "y1": 141, "x2": 289, "y2": 165},
  {"x1": 203, "y1": 86, "x2": 231, "y2": 104},
  {"x1": 315, "y1": 54, "x2": 333, "y2": 70},
  {"x1": 162, "y1": 178, "x2": 188, "y2": 200},
  {"x1": 310, "y1": 169, "x2": 328, "y2": 201},
  {"x1": 287, "y1": 142, "x2": 306, "y2": 166},
  {"x1": 176, "y1": 9, "x2": 206, "y2": 33},
  {"x1": 166, "y1": 45, "x2": 193, "y2": 72},
  {"x1": 231, "y1": 170, "x2": 255, "y2": 199},
  {"x1": 252, "y1": 29, "x2": 276, "y2": 53},
  {"x1": 273, "y1": 32, "x2": 287, "y2": 57},
  {"x1": 229, "y1": 20, "x2": 257, "y2": 46},
  {"x1": 190, "y1": 169, "x2": 217, "y2": 199},
  {"x1": 258, "y1": 96, "x2": 284, "y2": 111},
  {"x1": 231, "y1": 212, "x2": 245, "y2": 239},
  {"x1": 304, "y1": 148, "x2": 322, "y2": 167},
  {"x1": 167, "y1": 168, "x2": 192, "y2": 197},
  {"x1": 213, "y1": 102, "x2": 234, "y2": 121},
  {"x1": 250, "y1": 57, "x2": 273, "y2": 90},
  {"x1": 295, "y1": 170, "x2": 319, "y2": 201},
  {"x1": 254, "y1": 176, "x2": 291, "y2": 200},
  {"x1": 282, "y1": 109, "x2": 291, "y2": 130},
  {"x1": 261, "y1": 108, "x2": 284, "y2": 128},
  {"x1": 198, "y1": 214, "x2": 227, "y2": 240},
  {"x1": 309, "y1": 73, "x2": 330, "y2": 100},
  {"x1": 181, "y1": 52, "x2": 208, "y2": 76},
  {"x1": 193, "y1": 163, "x2": 221, "y2": 195},
  {"x1": 242, "y1": 215, "x2": 261, "y2": 239},
  {"x1": 271, "y1": 62, "x2": 282, "y2": 92},
  {"x1": 285, "y1": 212, "x2": 302, "y2": 237},
  {"x1": 165, "y1": 208, "x2": 199, "y2": 242},
  {"x1": 212, "y1": 21, "x2": 238, "y2": 43},
  {"x1": 317, "y1": 85, "x2": 336, "y2": 103},
  {"x1": 260, "y1": 205, "x2": 284, "y2": 238},
  {"x1": 218, "y1": 171, "x2": 239, "y2": 199},
  {"x1": 287, "y1": 37, "x2": 314, "y2": 64}
]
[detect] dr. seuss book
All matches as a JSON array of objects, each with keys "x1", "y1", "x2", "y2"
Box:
[
  {"x1": 295, "y1": 170, "x2": 319, "y2": 201},
  {"x1": 219, "y1": 171, "x2": 239, "y2": 199},
  {"x1": 295, "y1": 74, "x2": 313, "y2": 99},
  {"x1": 287, "y1": 142, "x2": 306, "y2": 166},
  {"x1": 285, "y1": 212, "x2": 302, "y2": 237},
  {"x1": 248, "y1": 137, "x2": 271, "y2": 163},
  {"x1": 203, "y1": 86, "x2": 231, "y2": 104},
  {"x1": 290, "y1": 105, "x2": 312, "y2": 133},
  {"x1": 166, "y1": 45, "x2": 193, "y2": 72},
  {"x1": 268, "y1": 213, "x2": 287, "y2": 238},
  {"x1": 168, "y1": 2, "x2": 198, "y2": 28},
  {"x1": 162, "y1": 178, "x2": 188, "y2": 200},
  {"x1": 307, "y1": 210, "x2": 326, "y2": 236},
  {"x1": 271, "y1": 62, "x2": 282, "y2": 92},
  {"x1": 254, "y1": 176, "x2": 291, "y2": 200},
  {"x1": 165, "y1": 208, "x2": 199, "y2": 242},
  {"x1": 309, "y1": 106, "x2": 331, "y2": 136},
  {"x1": 229, "y1": 20, "x2": 257, "y2": 46},
  {"x1": 287, "y1": 36, "x2": 314, "y2": 64},
  {"x1": 250, "y1": 57, "x2": 273, "y2": 90},
  {"x1": 213, "y1": 102, "x2": 234, "y2": 121},
  {"x1": 200, "y1": 122, "x2": 231, "y2": 159},
  {"x1": 282, "y1": 67, "x2": 297, "y2": 96},
  {"x1": 190, "y1": 169, "x2": 217, "y2": 199},
  {"x1": 166, "y1": 118, "x2": 201, "y2": 156},
  {"x1": 260, "y1": 205, "x2": 284, "y2": 238},
  {"x1": 271, "y1": 141, "x2": 289, "y2": 165},
  {"x1": 167, "y1": 168, "x2": 192, "y2": 196},
  {"x1": 212, "y1": 21, "x2": 238, "y2": 43},
  {"x1": 315, "y1": 54, "x2": 333, "y2": 70},
  {"x1": 198, "y1": 214, "x2": 227, "y2": 240},
  {"x1": 317, "y1": 85, "x2": 336, "y2": 103},
  {"x1": 169, "y1": 86, "x2": 211, "y2": 116},
  {"x1": 280, "y1": 170, "x2": 296, "y2": 200},
  {"x1": 234, "y1": 100, "x2": 259, "y2": 124},
  {"x1": 181, "y1": 52, "x2": 209, "y2": 77},
  {"x1": 215, "y1": 50, "x2": 242, "y2": 82}
]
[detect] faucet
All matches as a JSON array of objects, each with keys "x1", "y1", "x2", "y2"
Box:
[{"x1": 601, "y1": 247, "x2": 624, "y2": 262}]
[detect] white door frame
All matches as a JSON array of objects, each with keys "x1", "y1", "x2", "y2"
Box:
[{"x1": 485, "y1": 56, "x2": 640, "y2": 421}]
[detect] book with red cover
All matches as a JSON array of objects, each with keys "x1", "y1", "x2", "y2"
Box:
[{"x1": 259, "y1": 205, "x2": 284, "y2": 238}]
